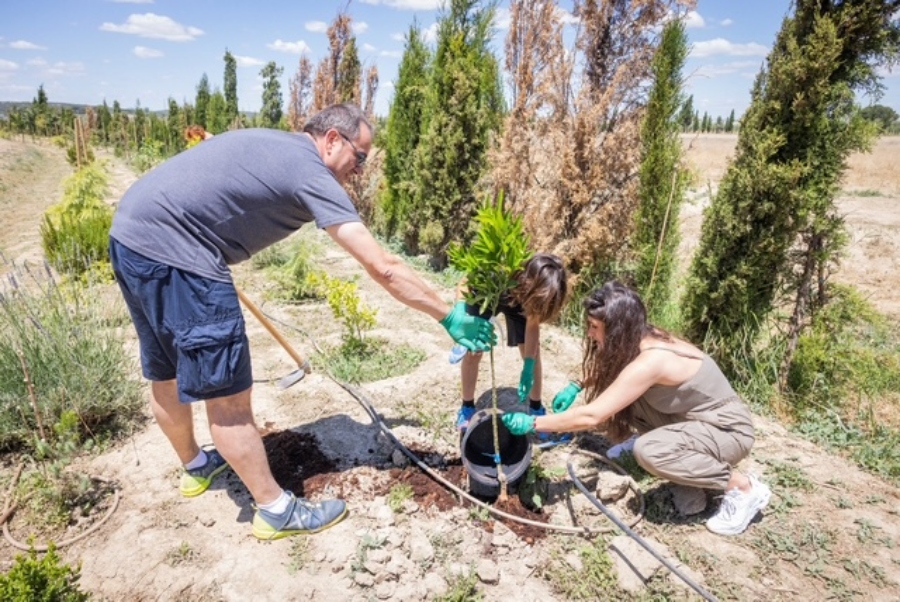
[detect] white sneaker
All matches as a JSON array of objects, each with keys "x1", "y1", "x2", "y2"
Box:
[
  {"x1": 606, "y1": 435, "x2": 638, "y2": 460},
  {"x1": 706, "y1": 475, "x2": 772, "y2": 536}
]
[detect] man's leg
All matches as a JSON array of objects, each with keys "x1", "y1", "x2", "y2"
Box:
[
  {"x1": 204, "y1": 387, "x2": 281, "y2": 505},
  {"x1": 150, "y1": 379, "x2": 200, "y2": 465}
]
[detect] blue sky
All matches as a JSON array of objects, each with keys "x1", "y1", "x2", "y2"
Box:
[{"x1": 1, "y1": 1, "x2": 897, "y2": 118}]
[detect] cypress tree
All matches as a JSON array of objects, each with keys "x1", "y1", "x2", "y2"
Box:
[
  {"x1": 195, "y1": 73, "x2": 211, "y2": 128},
  {"x1": 678, "y1": 94, "x2": 694, "y2": 130},
  {"x1": 682, "y1": 0, "x2": 900, "y2": 376},
  {"x1": 408, "y1": 0, "x2": 504, "y2": 267},
  {"x1": 337, "y1": 38, "x2": 362, "y2": 105},
  {"x1": 724, "y1": 109, "x2": 735, "y2": 133},
  {"x1": 633, "y1": 19, "x2": 689, "y2": 323},
  {"x1": 379, "y1": 22, "x2": 431, "y2": 241}
]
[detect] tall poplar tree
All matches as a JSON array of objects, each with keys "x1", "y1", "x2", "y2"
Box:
[
  {"x1": 682, "y1": 0, "x2": 900, "y2": 377},
  {"x1": 259, "y1": 61, "x2": 284, "y2": 128},
  {"x1": 223, "y1": 49, "x2": 239, "y2": 126}
]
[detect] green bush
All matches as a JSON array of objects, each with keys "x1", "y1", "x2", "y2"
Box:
[
  {"x1": 0, "y1": 544, "x2": 89, "y2": 602},
  {"x1": 788, "y1": 285, "x2": 900, "y2": 404},
  {"x1": 132, "y1": 140, "x2": 166, "y2": 174},
  {"x1": 41, "y1": 164, "x2": 113, "y2": 278},
  {"x1": 0, "y1": 263, "x2": 144, "y2": 452},
  {"x1": 307, "y1": 272, "x2": 377, "y2": 350}
]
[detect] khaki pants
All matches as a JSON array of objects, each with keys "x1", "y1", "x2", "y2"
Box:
[{"x1": 630, "y1": 398, "x2": 755, "y2": 491}]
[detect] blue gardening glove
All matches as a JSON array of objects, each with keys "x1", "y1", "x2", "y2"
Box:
[
  {"x1": 518, "y1": 357, "x2": 536, "y2": 404},
  {"x1": 440, "y1": 301, "x2": 497, "y2": 352},
  {"x1": 552, "y1": 381, "x2": 582, "y2": 413},
  {"x1": 501, "y1": 412, "x2": 536, "y2": 436}
]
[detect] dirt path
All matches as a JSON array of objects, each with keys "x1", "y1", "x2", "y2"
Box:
[
  {"x1": 1, "y1": 138, "x2": 899, "y2": 601},
  {"x1": 0, "y1": 138, "x2": 73, "y2": 268}
]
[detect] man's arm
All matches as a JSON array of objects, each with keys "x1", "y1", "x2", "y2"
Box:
[{"x1": 326, "y1": 221, "x2": 450, "y2": 320}]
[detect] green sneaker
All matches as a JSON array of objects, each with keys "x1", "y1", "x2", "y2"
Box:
[
  {"x1": 252, "y1": 492, "x2": 348, "y2": 541},
  {"x1": 180, "y1": 449, "x2": 230, "y2": 498}
]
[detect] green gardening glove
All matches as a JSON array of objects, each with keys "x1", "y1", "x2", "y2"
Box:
[
  {"x1": 518, "y1": 357, "x2": 536, "y2": 403},
  {"x1": 552, "y1": 381, "x2": 582, "y2": 413},
  {"x1": 440, "y1": 301, "x2": 497, "y2": 352},
  {"x1": 501, "y1": 412, "x2": 536, "y2": 436}
]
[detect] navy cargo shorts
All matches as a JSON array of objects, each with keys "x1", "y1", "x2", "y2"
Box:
[{"x1": 109, "y1": 237, "x2": 252, "y2": 402}]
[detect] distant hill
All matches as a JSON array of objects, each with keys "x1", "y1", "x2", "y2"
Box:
[
  {"x1": 0, "y1": 100, "x2": 96, "y2": 118},
  {"x1": 0, "y1": 100, "x2": 257, "y2": 121}
]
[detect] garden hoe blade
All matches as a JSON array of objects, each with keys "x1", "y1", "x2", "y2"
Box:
[{"x1": 235, "y1": 287, "x2": 312, "y2": 390}]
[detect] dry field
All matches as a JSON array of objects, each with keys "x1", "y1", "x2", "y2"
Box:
[{"x1": 681, "y1": 134, "x2": 900, "y2": 321}]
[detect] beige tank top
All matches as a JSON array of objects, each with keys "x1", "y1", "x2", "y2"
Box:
[{"x1": 640, "y1": 347, "x2": 740, "y2": 415}]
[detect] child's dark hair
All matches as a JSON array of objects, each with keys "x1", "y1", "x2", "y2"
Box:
[{"x1": 511, "y1": 253, "x2": 568, "y2": 323}]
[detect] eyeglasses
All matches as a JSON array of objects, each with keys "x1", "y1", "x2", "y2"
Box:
[{"x1": 339, "y1": 132, "x2": 367, "y2": 168}]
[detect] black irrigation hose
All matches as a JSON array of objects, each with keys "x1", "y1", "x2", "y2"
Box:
[
  {"x1": 567, "y1": 456, "x2": 719, "y2": 602},
  {"x1": 261, "y1": 310, "x2": 647, "y2": 535}
]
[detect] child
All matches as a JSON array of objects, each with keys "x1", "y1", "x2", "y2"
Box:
[{"x1": 456, "y1": 253, "x2": 568, "y2": 433}]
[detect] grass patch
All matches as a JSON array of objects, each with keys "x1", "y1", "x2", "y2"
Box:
[
  {"x1": 844, "y1": 188, "x2": 885, "y2": 197},
  {"x1": 435, "y1": 569, "x2": 482, "y2": 602},
  {"x1": 387, "y1": 483, "x2": 415, "y2": 513},
  {"x1": 318, "y1": 337, "x2": 426, "y2": 384},
  {"x1": 541, "y1": 537, "x2": 623, "y2": 601}
]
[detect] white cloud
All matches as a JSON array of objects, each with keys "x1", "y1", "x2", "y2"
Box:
[
  {"x1": 27, "y1": 57, "x2": 47, "y2": 67},
  {"x1": 721, "y1": 18, "x2": 734, "y2": 27},
  {"x1": 133, "y1": 46, "x2": 163, "y2": 58},
  {"x1": 353, "y1": 22, "x2": 369, "y2": 35},
  {"x1": 363, "y1": 43, "x2": 377, "y2": 53},
  {"x1": 99, "y1": 13, "x2": 204, "y2": 42},
  {"x1": 380, "y1": 50, "x2": 402, "y2": 58},
  {"x1": 305, "y1": 21, "x2": 328, "y2": 34},
  {"x1": 423, "y1": 22, "x2": 439, "y2": 44},
  {"x1": 10, "y1": 40, "x2": 47, "y2": 50},
  {"x1": 267, "y1": 39, "x2": 310, "y2": 55},
  {"x1": 556, "y1": 7, "x2": 579, "y2": 26},
  {"x1": 494, "y1": 8, "x2": 511, "y2": 30},
  {"x1": 44, "y1": 61, "x2": 85, "y2": 76},
  {"x1": 390, "y1": 32, "x2": 404, "y2": 42},
  {"x1": 359, "y1": 0, "x2": 442, "y2": 9},
  {"x1": 693, "y1": 60, "x2": 761, "y2": 79},
  {"x1": 685, "y1": 10, "x2": 705, "y2": 29},
  {"x1": 0, "y1": 59, "x2": 19, "y2": 71},
  {"x1": 691, "y1": 38, "x2": 768, "y2": 58},
  {"x1": 234, "y1": 55, "x2": 265, "y2": 68}
]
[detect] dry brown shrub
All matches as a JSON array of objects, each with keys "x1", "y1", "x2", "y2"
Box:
[
  {"x1": 287, "y1": 56, "x2": 314, "y2": 132},
  {"x1": 491, "y1": 0, "x2": 694, "y2": 273}
]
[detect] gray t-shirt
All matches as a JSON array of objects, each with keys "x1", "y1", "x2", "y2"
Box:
[{"x1": 110, "y1": 128, "x2": 361, "y2": 281}]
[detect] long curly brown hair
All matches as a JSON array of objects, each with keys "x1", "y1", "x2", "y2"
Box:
[{"x1": 581, "y1": 281, "x2": 672, "y2": 441}]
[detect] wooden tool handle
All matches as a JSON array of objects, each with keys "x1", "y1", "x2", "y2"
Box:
[{"x1": 236, "y1": 287, "x2": 309, "y2": 370}]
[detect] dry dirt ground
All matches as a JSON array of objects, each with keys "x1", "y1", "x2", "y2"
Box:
[{"x1": 0, "y1": 135, "x2": 899, "y2": 601}]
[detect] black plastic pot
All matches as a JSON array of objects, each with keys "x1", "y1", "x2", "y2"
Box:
[{"x1": 461, "y1": 409, "x2": 533, "y2": 499}]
